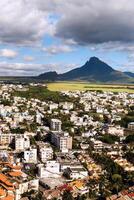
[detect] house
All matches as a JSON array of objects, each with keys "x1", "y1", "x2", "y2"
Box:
[
  {"x1": 49, "y1": 103, "x2": 58, "y2": 111},
  {"x1": 59, "y1": 102, "x2": 73, "y2": 110},
  {"x1": 128, "y1": 122, "x2": 134, "y2": 130},
  {"x1": 90, "y1": 139, "x2": 103, "y2": 152}
]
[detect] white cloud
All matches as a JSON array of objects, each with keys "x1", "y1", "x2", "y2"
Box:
[
  {"x1": 0, "y1": 49, "x2": 18, "y2": 58},
  {"x1": 0, "y1": 0, "x2": 134, "y2": 74},
  {"x1": 1, "y1": 0, "x2": 134, "y2": 47},
  {"x1": 90, "y1": 42, "x2": 134, "y2": 53},
  {"x1": 118, "y1": 63, "x2": 134, "y2": 72},
  {"x1": 0, "y1": 0, "x2": 54, "y2": 46},
  {"x1": 0, "y1": 62, "x2": 51, "y2": 76},
  {"x1": 43, "y1": 45, "x2": 74, "y2": 55},
  {"x1": 1, "y1": 0, "x2": 134, "y2": 46},
  {"x1": 0, "y1": 62, "x2": 78, "y2": 76}
]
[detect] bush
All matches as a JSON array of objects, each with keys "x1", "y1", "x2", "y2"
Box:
[
  {"x1": 99, "y1": 134, "x2": 120, "y2": 144},
  {"x1": 14, "y1": 86, "x2": 71, "y2": 103}
]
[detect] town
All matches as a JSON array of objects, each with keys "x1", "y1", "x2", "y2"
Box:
[{"x1": 0, "y1": 83, "x2": 133, "y2": 200}]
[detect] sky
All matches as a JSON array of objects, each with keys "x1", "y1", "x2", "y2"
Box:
[{"x1": 0, "y1": 0, "x2": 134, "y2": 76}]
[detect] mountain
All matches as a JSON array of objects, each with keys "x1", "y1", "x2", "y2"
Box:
[
  {"x1": 124, "y1": 71, "x2": 134, "y2": 78},
  {"x1": 38, "y1": 57, "x2": 132, "y2": 83},
  {"x1": 38, "y1": 71, "x2": 58, "y2": 81}
]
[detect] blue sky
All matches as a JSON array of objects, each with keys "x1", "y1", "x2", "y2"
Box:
[{"x1": 0, "y1": 0, "x2": 133, "y2": 76}]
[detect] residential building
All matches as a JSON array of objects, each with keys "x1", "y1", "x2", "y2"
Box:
[
  {"x1": 37, "y1": 142, "x2": 53, "y2": 162},
  {"x1": 0, "y1": 133, "x2": 13, "y2": 149},
  {"x1": 50, "y1": 119, "x2": 62, "y2": 132},
  {"x1": 51, "y1": 132, "x2": 72, "y2": 152},
  {"x1": 38, "y1": 161, "x2": 60, "y2": 178},
  {"x1": 128, "y1": 122, "x2": 134, "y2": 130},
  {"x1": 15, "y1": 135, "x2": 30, "y2": 151},
  {"x1": 64, "y1": 166, "x2": 88, "y2": 179},
  {"x1": 24, "y1": 148, "x2": 37, "y2": 163}
]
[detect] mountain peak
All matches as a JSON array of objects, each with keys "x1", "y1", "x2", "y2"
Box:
[
  {"x1": 89, "y1": 56, "x2": 100, "y2": 62},
  {"x1": 84, "y1": 57, "x2": 100, "y2": 66},
  {"x1": 38, "y1": 57, "x2": 131, "y2": 82}
]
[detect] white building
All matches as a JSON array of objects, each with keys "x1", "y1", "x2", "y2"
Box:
[
  {"x1": 38, "y1": 161, "x2": 60, "y2": 178},
  {"x1": 15, "y1": 179, "x2": 39, "y2": 200},
  {"x1": 36, "y1": 111, "x2": 44, "y2": 125},
  {"x1": 15, "y1": 135, "x2": 30, "y2": 151},
  {"x1": 107, "y1": 125, "x2": 124, "y2": 136},
  {"x1": 37, "y1": 142, "x2": 53, "y2": 162},
  {"x1": 91, "y1": 139, "x2": 103, "y2": 151},
  {"x1": 64, "y1": 167, "x2": 88, "y2": 179},
  {"x1": 59, "y1": 102, "x2": 73, "y2": 110},
  {"x1": 50, "y1": 119, "x2": 62, "y2": 132},
  {"x1": 24, "y1": 148, "x2": 37, "y2": 163},
  {"x1": 49, "y1": 103, "x2": 58, "y2": 110}
]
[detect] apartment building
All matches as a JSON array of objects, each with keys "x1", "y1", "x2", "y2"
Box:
[
  {"x1": 24, "y1": 148, "x2": 37, "y2": 163},
  {"x1": 51, "y1": 132, "x2": 72, "y2": 152},
  {"x1": 15, "y1": 135, "x2": 30, "y2": 151},
  {"x1": 50, "y1": 119, "x2": 62, "y2": 132},
  {"x1": 37, "y1": 142, "x2": 53, "y2": 162},
  {"x1": 0, "y1": 133, "x2": 12, "y2": 149},
  {"x1": 38, "y1": 161, "x2": 60, "y2": 178}
]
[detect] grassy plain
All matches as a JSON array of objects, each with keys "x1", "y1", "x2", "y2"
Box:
[{"x1": 47, "y1": 82, "x2": 134, "y2": 93}]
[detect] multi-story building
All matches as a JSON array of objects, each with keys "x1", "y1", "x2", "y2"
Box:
[
  {"x1": 36, "y1": 111, "x2": 44, "y2": 125},
  {"x1": 0, "y1": 133, "x2": 12, "y2": 149},
  {"x1": 50, "y1": 119, "x2": 62, "y2": 132},
  {"x1": 24, "y1": 148, "x2": 37, "y2": 163},
  {"x1": 64, "y1": 167, "x2": 88, "y2": 179},
  {"x1": 37, "y1": 142, "x2": 53, "y2": 162},
  {"x1": 15, "y1": 135, "x2": 30, "y2": 151},
  {"x1": 38, "y1": 161, "x2": 60, "y2": 178},
  {"x1": 51, "y1": 132, "x2": 72, "y2": 152}
]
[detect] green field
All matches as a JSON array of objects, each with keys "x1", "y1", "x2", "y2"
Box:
[{"x1": 47, "y1": 82, "x2": 134, "y2": 93}]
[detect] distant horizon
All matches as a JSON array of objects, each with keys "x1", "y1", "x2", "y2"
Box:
[{"x1": 0, "y1": 56, "x2": 133, "y2": 78}]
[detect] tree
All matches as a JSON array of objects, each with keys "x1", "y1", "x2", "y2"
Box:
[
  {"x1": 30, "y1": 136, "x2": 36, "y2": 145},
  {"x1": 62, "y1": 190, "x2": 74, "y2": 200},
  {"x1": 99, "y1": 134, "x2": 120, "y2": 144},
  {"x1": 76, "y1": 194, "x2": 87, "y2": 200},
  {"x1": 124, "y1": 135, "x2": 134, "y2": 144},
  {"x1": 112, "y1": 174, "x2": 122, "y2": 195},
  {"x1": 125, "y1": 151, "x2": 134, "y2": 164},
  {"x1": 31, "y1": 191, "x2": 44, "y2": 200}
]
